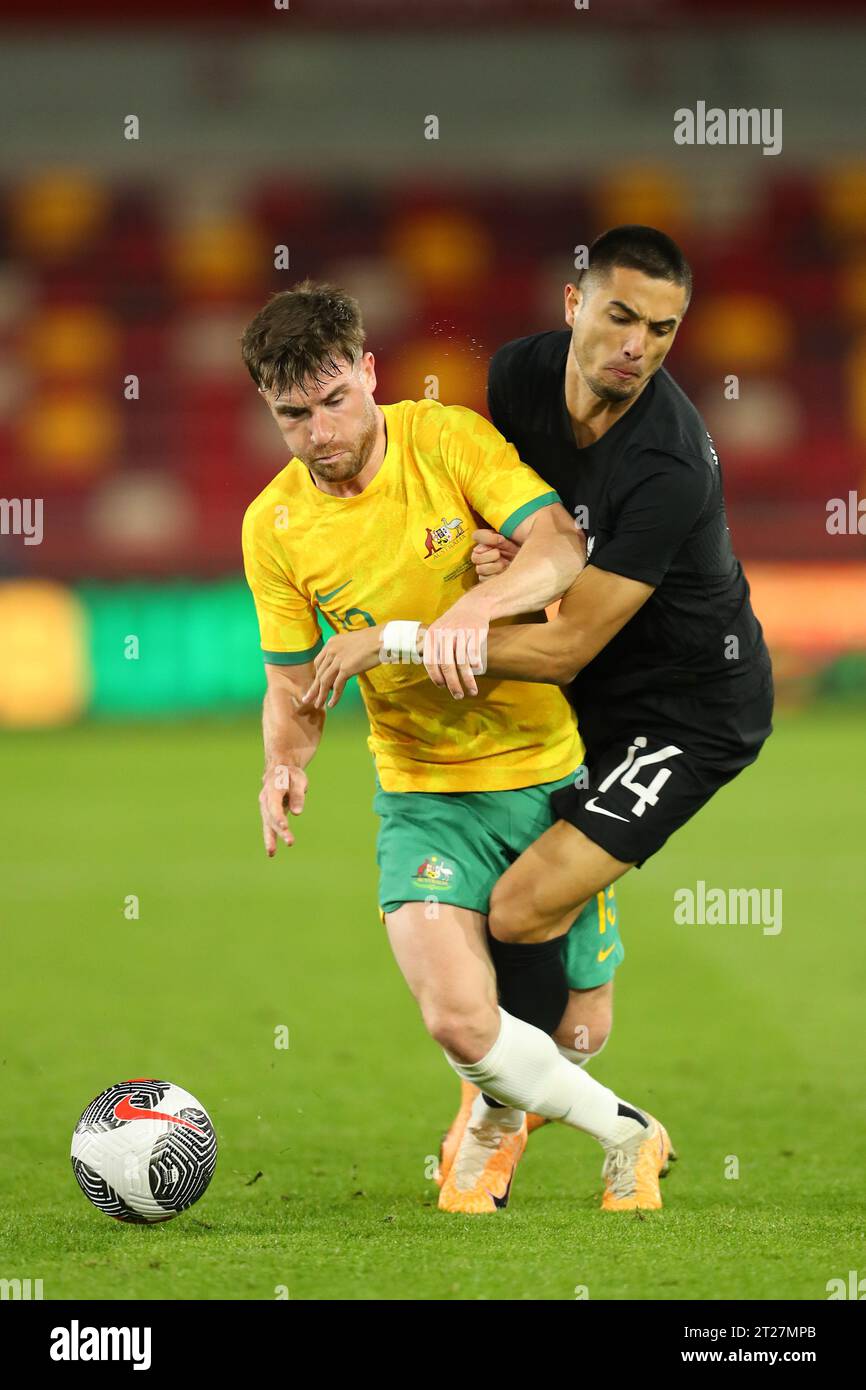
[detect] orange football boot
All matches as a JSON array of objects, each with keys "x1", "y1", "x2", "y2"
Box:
[
  {"x1": 600, "y1": 1113, "x2": 677, "y2": 1212},
  {"x1": 438, "y1": 1111, "x2": 528, "y2": 1214},
  {"x1": 526, "y1": 1110, "x2": 550, "y2": 1135},
  {"x1": 434, "y1": 1080, "x2": 478, "y2": 1187},
  {"x1": 436, "y1": 1081, "x2": 549, "y2": 1186}
]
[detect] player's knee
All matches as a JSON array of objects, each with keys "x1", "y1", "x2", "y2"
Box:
[
  {"x1": 422, "y1": 1004, "x2": 498, "y2": 1064},
  {"x1": 553, "y1": 1003, "x2": 613, "y2": 1057},
  {"x1": 489, "y1": 875, "x2": 564, "y2": 943},
  {"x1": 578, "y1": 1016, "x2": 613, "y2": 1057},
  {"x1": 488, "y1": 878, "x2": 529, "y2": 942}
]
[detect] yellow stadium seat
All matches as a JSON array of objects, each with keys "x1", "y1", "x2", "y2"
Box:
[
  {"x1": 24, "y1": 306, "x2": 118, "y2": 376},
  {"x1": 839, "y1": 259, "x2": 866, "y2": 323},
  {"x1": 387, "y1": 337, "x2": 487, "y2": 414},
  {"x1": 689, "y1": 293, "x2": 791, "y2": 369},
  {"x1": 10, "y1": 171, "x2": 107, "y2": 258},
  {"x1": 18, "y1": 391, "x2": 120, "y2": 477},
  {"x1": 822, "y1": 164, "x2": 866, "y2": 241},
  {"x1": 0, "y1": 581, "x2": 89, "y2": 726},
  {"x1": 169, "y1": 220, "x2": 264, "y2": 295},
  {"x1": 595, "y1": 166, "x2": 690, "y2": 236},
  {"x1": 388, "y1": 209, "x2": 491, "y2": 290}
]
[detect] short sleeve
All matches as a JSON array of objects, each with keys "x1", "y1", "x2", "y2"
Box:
[
  {"x1": 590, "y1": 450, "x2": 713, "y2": 587},
  {"x1": 438, "y1": 404, "x2": 561, "y2": 540},
  {"x1": 242, "y1": 506, "x2": 324, "y2": 665}
]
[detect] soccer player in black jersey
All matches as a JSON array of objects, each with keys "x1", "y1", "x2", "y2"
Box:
[
  {"x1": 413, "y1": 226, "x2": 774, "y2": 1203},
  {"x1": 427, "y1": 223, "x2": 772, "y2": 897}
]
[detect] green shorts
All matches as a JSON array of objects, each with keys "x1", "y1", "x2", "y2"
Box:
[{"x1": 373, "y1": 766, "x2": 624, "y2": 991}]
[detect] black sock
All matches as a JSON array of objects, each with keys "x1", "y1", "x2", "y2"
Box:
[
  {"x1": 486, "y1": 931, "x2": 569, "y2": 1036},
  {"x1": 618, "y1": 1102, "x2": 649, "y2": 1128}
]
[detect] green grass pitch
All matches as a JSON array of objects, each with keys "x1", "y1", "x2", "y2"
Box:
[{"x1": 1, "y1": 705, "x2": 864, "y2": 1301}]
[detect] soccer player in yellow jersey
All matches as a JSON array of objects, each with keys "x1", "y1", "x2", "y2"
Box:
[{"x1": 240, "y1": 282, "x2": 674, "y2": 1214}]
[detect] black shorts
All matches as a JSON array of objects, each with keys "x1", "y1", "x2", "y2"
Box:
[{"x1": 549, "y1": 730, "x2": 765, "y2": 867}]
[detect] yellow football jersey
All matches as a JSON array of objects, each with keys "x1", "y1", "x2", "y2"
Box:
[{"x1": 242, "y1": 397, "x2": 583, "y2": 792}]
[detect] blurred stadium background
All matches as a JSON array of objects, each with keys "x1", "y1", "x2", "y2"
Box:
[{"x1": 1, "y1": 0, "x2": 865, "y2": 726}]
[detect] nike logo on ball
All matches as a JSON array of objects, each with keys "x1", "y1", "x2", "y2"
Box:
[{"x1": 113, "y1": 1095, "x2": 205, "y2": 1132}]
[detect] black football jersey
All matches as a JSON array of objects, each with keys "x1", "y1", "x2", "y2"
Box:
[{"x1": 488, "y1": 330, "x2": 773, "y2": 766}]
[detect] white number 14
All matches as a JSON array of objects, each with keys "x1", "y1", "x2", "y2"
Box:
[{"x1": 596, "y1": 737, "x2": 683, "y2": 818}]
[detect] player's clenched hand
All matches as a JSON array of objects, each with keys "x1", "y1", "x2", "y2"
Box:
[
  {"x1": 422, "y1": 594, "x2": 489, "y2": 699},
  {"x1": 470, "y1": 528, "x2": 521, "y2": 581},
  {"x1": 260, "y1": 764, "x2": 308, "y2": 856},
  {"x1": 296, "y1": 625, "x2": 382, "y2": 712}
]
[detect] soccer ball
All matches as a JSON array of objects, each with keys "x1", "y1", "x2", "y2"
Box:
[{"x1": 71, "y1": 1078, "x2": 217, "y2": 1224}]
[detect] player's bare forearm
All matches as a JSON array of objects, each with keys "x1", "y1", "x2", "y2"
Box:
[
  {"x1": 297, "y1": 623, "x2": 385, "y2": 711},
  {"x1": 482, "y1": 615, "x2": 579, "y2": 685},
  {"x1": 483, "y1": 566, "x2": 656, "y2": 686},
  {"x1": 260, "y1": 660, "x2": 325, "y2": 854},
  {"x1": 474, "y1": 503, "x2": 585, "y2": 621},
  {"x1": 422, "y1": 566, "x2": 656, "y2": 697},
  {"x1": 262, "y1": 680, "x2": 324, "y2": 773}
]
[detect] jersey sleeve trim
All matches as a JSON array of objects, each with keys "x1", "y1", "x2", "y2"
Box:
[
  {"x1": 262, "y1": 637, "x2": 324, "y2": 665},
  {"x1": 587, "y1": 554, "x2": 663, "y2": 587},
  {"x1": 499, "y1": 490, "x2": 561, "y2": 539}
]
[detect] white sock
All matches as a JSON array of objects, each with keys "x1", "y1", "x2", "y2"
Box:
[
  {"x1": 471, "y1": 1092, "x2": 524, "y2": 1131},
  {"x1": 446, "y1": 1008, "x2": 645, "y2": 1146},
  {"x1": 558, "y1": 1035, "x2": 609, "y2": 1069}
]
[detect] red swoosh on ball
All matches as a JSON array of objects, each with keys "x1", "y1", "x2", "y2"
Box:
[{"x1": 113, "y1": 1095, "x2": 205, "y2": 1132}]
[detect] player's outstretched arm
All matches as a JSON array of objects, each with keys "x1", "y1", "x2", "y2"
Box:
[
  {"x1": 418, "y1": 564, "x2": 655, "y2": 695},
  {"x1": 481, "y1": 565, "x2": 655, "y2": 685},
  {"x1": 260, "y1": 660, "x2": 325, "y2": 856}
]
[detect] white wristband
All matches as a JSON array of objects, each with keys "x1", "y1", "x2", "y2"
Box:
[{"x1": 380, "y1": 620, "x2": 422, "y2": 665}]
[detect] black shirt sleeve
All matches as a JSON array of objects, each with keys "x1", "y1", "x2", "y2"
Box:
[{"x1": 589, "y1": 449, "x2": 714, "y2": 587}]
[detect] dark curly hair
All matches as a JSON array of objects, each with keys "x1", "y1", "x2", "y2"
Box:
[{"x1": 241, "y1": 280, "x2": 366, "y2": 397}]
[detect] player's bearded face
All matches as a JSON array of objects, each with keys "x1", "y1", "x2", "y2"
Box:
[
  {"x1": 262, "y1": 359, "x2": 379, "y2": 483},
  {"x1": 570, "y1": 268, "x2": 687, "y2": 404},
  {"x1": 301, "y1": 388, "x2": 379, "y2": 484}
]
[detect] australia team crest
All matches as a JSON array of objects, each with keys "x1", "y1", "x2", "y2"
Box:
[
  {"x1": 413, "y1": 513, "x2": 468, "y2": 567},
  {"x1": 412, "y1": 854, "x2": 456, "y2": 891}
]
